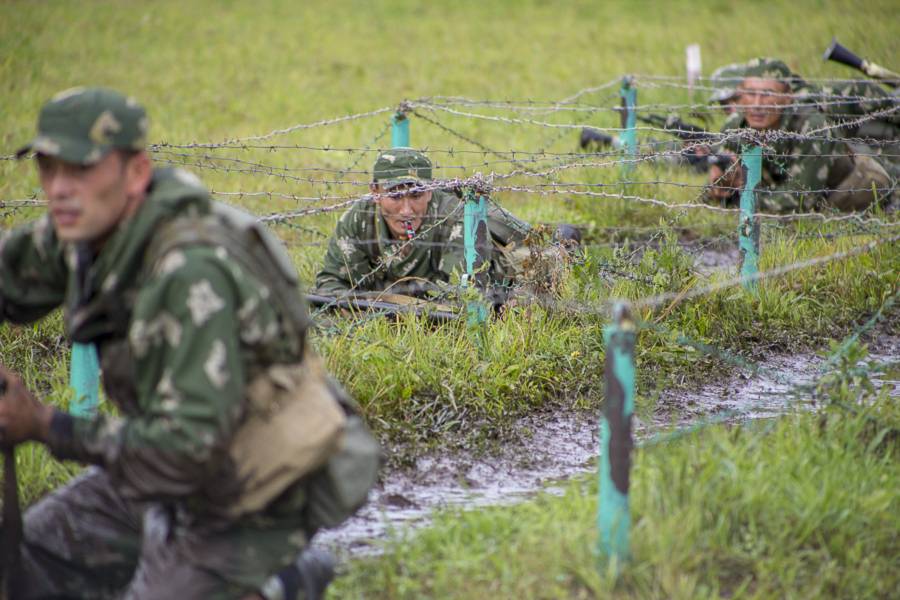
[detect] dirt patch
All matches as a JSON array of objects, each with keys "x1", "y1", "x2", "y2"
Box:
[{"x1": 317, "y1": 325, "x2": 898, "y2": 557}]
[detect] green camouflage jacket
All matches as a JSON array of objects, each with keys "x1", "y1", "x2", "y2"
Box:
[
  {"x1": 315, "y1": 189, "x2": 532, "y2": 295},
  {"x1": 0, "y1": 168, "x2": 302, "y2": 511},
  {"x1": 718, "y1": 108, "x2": 856, "y2": 212},
  {"x1": 795, "y1": 80, "x2": 900, "y2": 133}
]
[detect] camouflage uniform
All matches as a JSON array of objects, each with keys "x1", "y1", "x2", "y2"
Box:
[
  {"x1": 708, "y1": 62, "x2": 748, "y2": 107},
  {"x1": 712, "y1": 58, "x2": 895, "y2": 213},
  {"x1": 795, "y1": 78, "x2": 900, "y2": 178},
  {"x1": 315, "y1": 149, "x2": 533, "y2": 296},
  {"x1": 0, "y1": 88, "x2": 319, "y2": 598}
]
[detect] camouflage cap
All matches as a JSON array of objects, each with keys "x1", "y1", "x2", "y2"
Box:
[
  {"x1": 16, "y1": 87, "x2": 149, "y2": 165},
  {"x1": 708, "y1": 63, "x2": 747, "y2": 104},
  {"x1": 372, "y1": 148, "x2": 432, "y2": 190},
  {"x1": 742, "y1": 57, "x2": 794, "y2": 84}
]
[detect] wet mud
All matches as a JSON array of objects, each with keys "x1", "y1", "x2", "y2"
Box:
[{"x1": 317, "y1": 317, "x2": 897, "y2": 558}]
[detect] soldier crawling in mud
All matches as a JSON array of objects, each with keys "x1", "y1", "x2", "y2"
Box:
[
  {"x1": 0, "y1": 87, "x2": 375, "y2": 599},
  {"x1": 706, "y1": 58, "x2": 895, "y2": 213},
  {"x1": 315, "y1": 148, "x2": 580, "y2": 303}
]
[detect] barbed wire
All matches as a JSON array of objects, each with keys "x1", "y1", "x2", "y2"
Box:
[
  {"x1": 637, "y1": 284, "x2": 899, "y2": 448},
  {"x1": 150, "y1": 106, "x2": 395, "y2": 150},
  {"x1": 421, "y1": 95, "x2": 898, "y2": 115},
  {"x1": 628, "y1": 233, "x2": 900, "y2": 311}
]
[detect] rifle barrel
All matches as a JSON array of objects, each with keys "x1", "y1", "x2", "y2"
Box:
[{"x1": 306, "y1": 293, "x2": 459, "y2": 322}]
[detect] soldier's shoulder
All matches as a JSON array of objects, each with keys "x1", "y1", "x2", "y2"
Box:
[
  {"x1": 787, "y1": 107, "x2": 828, "y2": 133},
  {"x1": 0, "y1": 214, "x2": 62, "y2": 261},
  {"x1": 149, "y1": 168, "x2": 211, "y2": 203},
  {"x1": 147, "y1": 240, "x2": 237, "y2": 287},
  {"x1": 336, "y1": 197, "x2": 375, "y2": 234},
  {"x1": 431, "y1": 189, "x2": 463, "y2": 213}
]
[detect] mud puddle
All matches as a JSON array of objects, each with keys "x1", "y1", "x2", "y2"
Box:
[
  {"x1": 688, "y1": 242, "x2": 740, "y2": 276},
  {"x1": 316, "y1": 328, "x2": 898, "y2": 557}
]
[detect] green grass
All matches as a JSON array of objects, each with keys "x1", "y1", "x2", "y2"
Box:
[
  {"x1": 0, "y1": 2, "x2": 898, "y2": 588},
  {"x1": 336, "y1": 354, "x2": 900, "y2": 599}
]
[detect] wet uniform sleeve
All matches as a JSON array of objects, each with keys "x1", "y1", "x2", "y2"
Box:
[
  {"x1": 315, "y1": 204, "x2": 376, "y2": 295},
  {"x1": 46, "y1": 246, "x2": 280, "y2": 501},
  {"x1": 0, "y1": 216, "x2": 69, "y2": 324}
]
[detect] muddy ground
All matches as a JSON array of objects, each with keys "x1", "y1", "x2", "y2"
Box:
[{"x1": 317, "y1": 321, "x2": 898, "y2": 557}]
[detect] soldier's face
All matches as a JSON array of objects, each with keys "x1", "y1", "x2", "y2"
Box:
[
  {"x1": 37, "y1": 151, "x2": 147, "y2": 247},
  {"x1": 372, "y1": 184, "x2": 432, "y2": 239},
  {"x1": 736, "y1": 78, "x2": 791, "y2": 130}
]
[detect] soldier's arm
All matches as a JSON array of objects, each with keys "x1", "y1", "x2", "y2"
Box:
[
  {"x1": 314, "y1": 204, "x2": 376, "y2": 295},
  {"x1": 706, "y1": 117, "x2": 743, "y2": 203},
  {"x1": 428, "y1": 195, "x2": 467, "y2": 281},
  {"x1": 486, "y1": 200, "x2": 531, "y2": 244},
  {"x1": 0, "y1": 216, "x2": 69, "y2": 324},
  {"x1": 45, "y1": 247, "x2": 268, "y2": 499},
  {"x1": 765, "y1": 116, "x2": 842, "y2": 212}
]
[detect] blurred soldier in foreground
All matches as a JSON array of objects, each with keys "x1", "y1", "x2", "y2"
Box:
[
  {"x1": 0, "y1": 87, "x2": 376, "y2": 598},
  {"x1": 706, "y1": 58, "x2": 895, "y2": 212},
  {"x1": 315, "y1": 148, "x2": 579, "y2": 301}
]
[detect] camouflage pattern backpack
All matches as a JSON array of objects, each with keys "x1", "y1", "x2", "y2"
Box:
[{"x1": 146, "y1": 201, "x2": 380, "y2": 526}]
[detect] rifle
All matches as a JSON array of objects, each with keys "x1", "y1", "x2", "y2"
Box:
[
  {"x1": 635, "y1": 113, "x2": 734, "y2": 171},
  {"x1": 0, "y1": 376, "x2": 23, "y2": 600},
  {"x1": 823, "y1": 38, "x2": 899, "y2": 89},
  {"x1": 635, "y1": 113, "x2": 712, "y2": 143},
  {"x1": 306, "y1": 293, "x2": 459, "y2": 322},
  {"x1": 579, "y1": 127, "x2": 617, "y2": 150}
]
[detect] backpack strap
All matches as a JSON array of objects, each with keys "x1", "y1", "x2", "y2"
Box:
[{"x1": 144, "y1": 202, "x2": 310, "y2": 350}]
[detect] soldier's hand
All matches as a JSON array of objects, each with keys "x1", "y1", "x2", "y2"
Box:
[
  {"x1": 707, "y1": 154, "x2": 741, "y2": 201},
  {"x1": 687, "y1": 142, "x2": 710, "y2": 156},
  {"x1": 0, "y1": 365, "x2": 53, "y2": 446}
]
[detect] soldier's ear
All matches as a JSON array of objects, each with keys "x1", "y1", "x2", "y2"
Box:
[
  {"x1": 370, "y1": 183, "x2": 384, "y2": 205},
  {"x1": 123, "y1": 151, "x2": 153, "y2": 198}
]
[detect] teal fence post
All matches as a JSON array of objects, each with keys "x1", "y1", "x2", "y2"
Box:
[
  {"x1": 618, "y1": 76, "x2": 637, "y2": 176},
  {"x1": 462, "y1": 187, "x2": 489, "y2": 327},
  {"x1": 597, "y1": 302, "x2": 635, "y2": 570},
  {"x1": 69, "y1": 342, "x2": 100, "y2": 417},
  {"x1": 391, "y1": 110, "x2": 410, "y2": 148},
  {"x1": 738, "y1": 144, "x2": 762, "y2": 293}
]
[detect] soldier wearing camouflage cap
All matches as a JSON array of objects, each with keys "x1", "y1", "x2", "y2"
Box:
[
  {"x1": 315, "y1": 147, "x2": 540, "y2": 298},
  {"x1": 707, "y1": 58, "x2": 895, "y2": 212},
  {"x1": 708, "y1": 62, "x2": 748, "y2": 112},
  {"x1": 0, "y1": 87, "x2": 362, "y2": 598}
]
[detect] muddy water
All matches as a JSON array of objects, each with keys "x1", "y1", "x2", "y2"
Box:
[{"x1": 317, "y1": 327, "x2": 898, "y2": 557}]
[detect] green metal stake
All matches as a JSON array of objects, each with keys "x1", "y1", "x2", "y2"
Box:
[
  {"x1": 463, "y1": 187, "x2": 489, "y2": 327},
  {"x1": 69, "y1": 342, "x2": 99, "y2": 417},
  {"x1": 618, "y1": 76, "x2": 637, "y2": 176},
  {"x1": 391, "y1": 111, "x2": 410, "y2": 148},
  {"x1": 738, "y1": 144, "x2": 762, "y2": 293},
  {"x1": 597, "y1": 302, "x2": 635, "y2": 570}
]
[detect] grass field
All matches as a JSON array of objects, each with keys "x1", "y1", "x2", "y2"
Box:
[
  {"x1": 1, "y1": 0, "x2": 898, "y2": 596},
  {"x1": 336, "y1": 353, "x2": 900, "y2": 599}
]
